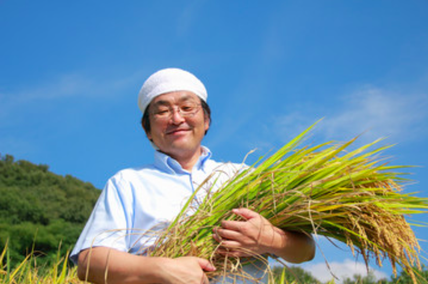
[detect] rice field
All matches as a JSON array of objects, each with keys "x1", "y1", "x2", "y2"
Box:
[
  {"x1": 0, "y1": 242, "x2": 80, "y2": 284},
  {"x1": 0, "y1": 244, "x2": 311, "y2": 284},
  {"x1": 2, "y1": 123, "x2": 427, "y2": 284},
  {"x1": 1, "y1": 240, "x2": 427, "y2": 283}
]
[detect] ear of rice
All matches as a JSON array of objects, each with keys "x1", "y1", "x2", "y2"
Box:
[{"x1": 148, "y1": 121, "x2": 428, "y2": 283}]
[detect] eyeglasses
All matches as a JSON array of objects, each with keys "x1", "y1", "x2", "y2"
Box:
[{"x1": 150, "y1": 101, "x2": 202, "y2": 120}]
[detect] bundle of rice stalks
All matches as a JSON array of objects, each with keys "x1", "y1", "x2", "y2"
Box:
[{"x1": 148, "y1": 123, "x2": 428, "y2": 283}]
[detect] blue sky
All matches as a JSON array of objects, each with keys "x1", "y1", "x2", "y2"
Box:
[{"x1": 1, "y1": 0, "x2": 427, "y2": 282}]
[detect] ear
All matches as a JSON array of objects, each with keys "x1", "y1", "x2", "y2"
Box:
[
  {"x1": 146, "y1": 130, "x2": 152, "y2": 141},
  {"x1": 142, "y1": 124, "x2": 153, "y2": 142},
  {"x1": 141, "y1": 115, "x2": 152, "y2": 140},
  {"x1": 204, "y1": 116, "x2": 210, "y2": 132}
]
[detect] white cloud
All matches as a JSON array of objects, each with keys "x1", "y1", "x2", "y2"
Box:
[
  {"x1": 302, "y1": 259, "x2": 389, "y2": 283},
  {"x1": 1, "y1": 69, "x2": 145, "y2": 103},
  {"x1": 321, "y1": 86, "x2": 428, "y2": 142},
  {"x1": 0, "y1": 75, "x2": 88, "y2": 128},
  {"x1": 1, "y1": 74, "x2": 90, "y2": 104},
  {"x1": 273, "y1": 85, "x2": 428, "y2": 145},
  {"x1": 0, "y1": 71, "x2": 144, "y2": 127}
]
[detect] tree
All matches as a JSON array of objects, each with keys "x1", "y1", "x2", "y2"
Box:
[
  {"x1": 272, "y1": 265, "x2": 321, "y2": 283},
  {"x1": 343, "y1": 270, "x2": 388, "y2": 284},
  {"x1": 389, "y1": 265, "x2": 428, "y2": 283},
  {"x1": 0, "y1": 154, "x2": 101, "y2": 267}
]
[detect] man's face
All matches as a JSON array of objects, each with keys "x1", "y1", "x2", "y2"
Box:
[{"x1": 146, "y1": 91, "x2": 210, "y2": 160}]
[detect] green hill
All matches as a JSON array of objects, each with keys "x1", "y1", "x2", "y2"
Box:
[{"x1": 0, "y1": 154, "x2": 100, "y2": 266}]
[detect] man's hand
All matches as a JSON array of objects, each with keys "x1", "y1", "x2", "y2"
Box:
[
  {"x1": 159, "y1": 256, "x2": 216, "y2": 284},
  {"x1": 213, "y1": 208, "x2": 280, "y2": 257},
  {"x1": 213, "y1": 208, "x2": 315, "y2": 263},
  {"x1": 77, "y1": 247, "x2": 215, "y2": 284}
]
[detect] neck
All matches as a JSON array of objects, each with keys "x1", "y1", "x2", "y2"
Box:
[{"x1": 168, "y1": 147, "x2": 203, "y2": 172}]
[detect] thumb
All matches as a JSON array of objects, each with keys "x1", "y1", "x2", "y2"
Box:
[
  {"x1": 232, "y1": 208, "x2": 259, "y2": 220},
  {"x1": 197, "y1": 258, "x2": 216, "y2": 272}
]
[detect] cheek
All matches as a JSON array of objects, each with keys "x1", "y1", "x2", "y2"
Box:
[{"x1": 147, "y1": 119, "x2": 165, "y2": 140}]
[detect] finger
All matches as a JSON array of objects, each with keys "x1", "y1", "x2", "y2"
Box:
[
  {"x1": 218, "y1": 239, "x2": 244, "y2": 249},
  {"x1": 197, "y1": 258, "x2": 216, "y2": 272},
  {"x1": 212, "y1": 232, "x2": 220, "y2": 243},
  {"x1": 216, "y1": 228, "x2": 243, "y2": 241},
  {"x1": 212, "y1": 227, "x2": 227, "y2": 243},
  {"x1": 221, "y1": 220, "x2": 245, "y2": 231},
  {"x1": 232, "y1": 208, "x2": 259, "y2": 220},
  {"x1": 212, "y1": 226, "x2": 223, "y2": 239}
]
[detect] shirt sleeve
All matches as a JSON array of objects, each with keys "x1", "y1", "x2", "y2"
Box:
[{"x1": 69, "y1": 174, "x2": 132, "y2": 264}]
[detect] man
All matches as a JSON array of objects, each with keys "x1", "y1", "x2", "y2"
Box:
[{"x1": 70, "y1": 68, "x2": 315, "y2": 284}]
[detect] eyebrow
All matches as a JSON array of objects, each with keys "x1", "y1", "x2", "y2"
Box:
[{"x1": 152, "y1": 95, "x2": 199, "y2": 106}]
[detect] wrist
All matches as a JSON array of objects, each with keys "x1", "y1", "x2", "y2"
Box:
[
  {"x1": 265, "y1": 227, "x2": 288, "y2": 256},
  {"x1": 149, "y1": 257, "x2": 172, "y2": 283},
  {"x1": 268, "y1": 229, "x2": 315, "y2": 263}
]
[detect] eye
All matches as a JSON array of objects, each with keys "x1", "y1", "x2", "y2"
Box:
[
  {"x1": 181, "y1": 106, "x2": 193, "y2": 112},
  {"x1": 180, "y1": 102, "x2": 196, "y2": 112},
  {"x1": 154, "y1": 107, "x2": 170, "y2": 116}
]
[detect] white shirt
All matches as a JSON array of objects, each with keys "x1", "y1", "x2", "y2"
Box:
[{"x1": 70, "y1": 147, "x2": 267, "y2": 283}]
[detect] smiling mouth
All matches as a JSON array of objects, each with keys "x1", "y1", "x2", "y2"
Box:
[{"x1": 166, "y1": 128, "x2": 190, "y2": 135}]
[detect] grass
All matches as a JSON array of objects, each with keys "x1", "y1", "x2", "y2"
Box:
[
  {"x1": 0, "y1": 241, "x2": 80, "y2": 284},
  {"x1": 0, "y1": 234, "x2": 426, "y2": 283},
  {"x1": 0, "y1": 243, "x2": 330, "y2": 284}
]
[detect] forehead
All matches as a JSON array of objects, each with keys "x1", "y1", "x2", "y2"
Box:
[{"x1": 151, "y1": 91, "x2": 200, "y2": 106}]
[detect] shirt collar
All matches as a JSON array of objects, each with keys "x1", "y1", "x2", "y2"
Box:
[{"x1": 153, "y1": 146, "x2": 212, "y2": 174}]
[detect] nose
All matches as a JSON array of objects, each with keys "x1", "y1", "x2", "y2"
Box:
[{"x1": 170, "y1": 107, "x2": 185, "y2": 124}]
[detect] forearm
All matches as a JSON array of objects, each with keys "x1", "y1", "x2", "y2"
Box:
[
  {"x1": 268, "y1": 228, "x2": 315, "y2": 263},
  {"x1": 77, "y1": 247, "x2": 166, "y2": 284}
]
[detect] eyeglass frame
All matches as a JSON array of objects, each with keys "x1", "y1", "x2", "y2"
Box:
[
  {"x1": 149, "y1": 102, "x2": 203, "y2": 120},
  {"x1": 141, "y1": 99, "x2": 212, "y2": 135}
]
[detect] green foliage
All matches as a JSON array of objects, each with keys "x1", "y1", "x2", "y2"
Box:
[
  {"x1": 0, "y1": 153, "x2": 100, "y2": 268},
  {"x1": 343, "y1": 271, "x2": 388, "y2": 284},
  {"x1": 340, "y1": 266, "x2": 428, "y2": 284},
  {"x1": 272, "y1": 266, "x2": 321, "y2": 283},
  {"x1": 389, "y1": 265, "x2": 428, "y2": 283}
]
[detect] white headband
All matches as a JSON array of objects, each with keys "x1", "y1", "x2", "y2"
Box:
[{"x1": 138, "y1": 68, "x2": 208, "y2": 114}]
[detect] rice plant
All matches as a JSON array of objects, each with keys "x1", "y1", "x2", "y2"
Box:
[
  {"x1": 148, "y1": 122, "x2": 428, "y2": 283},
  {"x1": 0, "y1": 241, "x2": 80, "y2": 284}
]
